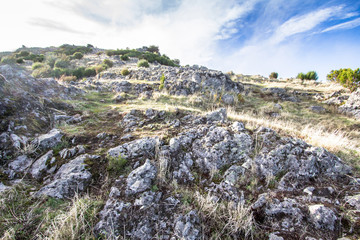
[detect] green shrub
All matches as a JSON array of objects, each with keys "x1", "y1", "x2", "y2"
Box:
[
  {"x1": 121, "y1": 55, "x2": 129, "y2": 61},
  {"x1": 103, "y1": 59, "x2": 113, "y2": 68},
  {"x1": 52, "y1": 67, "x2": 71, "y2": 78},
  {"x1": 137, "y1": 59, "x2": 149, "y2": 68},
  {"x1": 121, "y1": 68, "x2": 130, "y2": 76},
  {"x1": 16, "y1": 50, "x2": 30, "y2": 58},
  {"x1": 84, "y1": 67, "x2": 97, "y2": 77},
  {"x1": 32, "y1": 62, "x2": 44, "y2": 70},
  {"x1": 327, "y1": 68, "x2": 360, "y2": 92},
  {"x1": 1, "y1": 56, "x2": 16, "y2": 64},
  {"x1": 296, "y1": 71, "x2": 318, "y2": 80},
  {"x1": 269, "y1": 72, "x2": 278, "y2": 79},
  {"x1": 60, "y1": 75, "x2": 77, "y2": 82},
  {"x1": 94, "y1": 64, "x2": 107, "y2": 74},
  {"x1": 32, "y1": 65, "x2": 52, "y2": 78},
  {"x1": 72, "y1": 67, "x2": 85, "y2": 79},
  {"x1": 57, "y1": 44, "x2": 92, "y2": 55},
  {"x1": 72, "y1": 52, "x2": 84, "y2": 60},
  {"x1": 26, "y1": 54, "x2": 45, "y2": 62},
  {"x1": 16, "y1": 58, "x2": 24, "y2": 64},
  {"x1": 45, "y1": 55, "x2": 57, "y2": 68},
  {"x1": 54, "y1": 59, "x2": 70, "y2": 68},
  {"x1": 107, "y1": 155, "x2": 128, "y2": 174},
  {"x1": 159, "y1": 74, "x2": 165, "y2": 90}
]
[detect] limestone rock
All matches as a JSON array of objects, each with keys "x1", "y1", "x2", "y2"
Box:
[
  {"x1": 126, "y1": 159, "x2": 157, "y2": 195},
  {"x1": 36, "y1": 154, "x2": 97, "y2": 198}
]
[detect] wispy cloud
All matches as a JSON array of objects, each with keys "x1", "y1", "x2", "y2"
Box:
[
  {"x1": 28, "y1": 18, "x2": 87, "y2": 35},
  {"x1": 322, "y1": 17, "x2": 360, "y2": 33},
  {"x1": 270, "y1": 5, "x2": 344, "y2": 44}
]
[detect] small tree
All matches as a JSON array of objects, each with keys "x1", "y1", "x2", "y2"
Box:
[
  {"x1": 72, "y1": 52, "x2": 84, "y2": 60},
  {"x1": 148, "y1": 45, "x2": 160, "y2": 54},
  {"x1": 269, "y1": 72, "x2": 278, "y2": 79},
  {"x1": 327, "y1": 68, "x2": 360, "y2": 92},
  {"x1": 296, "y1": 71, "x2": 318, "y2": 80}
]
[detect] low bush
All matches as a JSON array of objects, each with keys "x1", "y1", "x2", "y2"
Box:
[
  {"x1": 121, "y1": 55, "x2": 129, "y2": 61},
  {"x1": 59, "y1": 75, "x2": 77, "y2": 82},
  {"x1": 121, "y1": 68, "x2": 130, "y2": 76},
  {"x1": 84, "y1": 67, "x2": 97, "y2": 77},
  {"x1": 16, "y1": 58, "x2": 24, "y2": 64},
  {"x1": 54, "y1": 59, "x2": 70, "y2": 68},
  {"x1": 1, "y1": 56, "x2": 16, "y2": 64},
  {"x1": 16, "y1": 50, "x2": 30, "y2": 58},
  {"x1": 107, "y1": 155, "x2": 128, "y2": 175},
  {"x1": 32, "y1": 62, "x2": 44, "y2": 70},
  {"x1": 72, "y1": 52, "x2": 84, "y2": 60},
  {"x1": 103, "y1": 59, "x2": 113, "y2": 68},
  {"x1": 25, "y1": 54, "x2": 45, "y2": 62},
  {"x1": 137, "y1": 59, "x2": 149, "y2": 68},
  {"x1": 32, "y1": 65, "x2": 52, "y2": 78},
  {"x1": 57, "y1": 44, "x2": 92, "y2": 55}
]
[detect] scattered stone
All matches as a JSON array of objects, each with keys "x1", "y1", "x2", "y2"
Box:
[
  {"x1": 126, "y1": 159, "x2": 157, "y2": 195},
  {"x1": 206, "y1": 108, "x2": 227, "y2": 123},
  {"x1": 108, "y1": 137, "x2": 159, "y2": 159},
  {"x1": 30, "y1": 150, "x2": 55, "y2": 179},
  {"x1": 6, "y1": 155, "x2": 33, "y2": 179},
  {"x1": 339, "y1": 89, "x2": 360, "y2": 119},
  {"x1": 34, "y1": 129, "x2": 63, "y2": 149},
  {"x1": 308, "y1": 204, "x2": 337, "y2": 231},
  {"x1": 174, "y1": 210, "x2": 201, "y2": 240},
  {"x1": 36, "y1": 154, "x2": 98, "y2": 199},
  {"x1": 221, "y1": 93, "x2": 235, "y2": 105},
  {"x1": 309, "y1": 105, "x2": 326, "y2": 114}
]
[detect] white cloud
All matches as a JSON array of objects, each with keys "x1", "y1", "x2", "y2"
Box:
[
  {"x1": 270, "y1": 5, "x2": 344, "y2": 44},
  {"x1": 322, "y1": 17, "x2": 360, "y2": 33}
]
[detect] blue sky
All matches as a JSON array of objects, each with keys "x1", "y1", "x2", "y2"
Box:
[{"x1": 2, "y1": 0, "x2": 360, "y2": 80}]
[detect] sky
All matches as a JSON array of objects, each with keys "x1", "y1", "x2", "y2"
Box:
[{"x1": 1, "y1": 0, "x2": 360, "y2": 80}]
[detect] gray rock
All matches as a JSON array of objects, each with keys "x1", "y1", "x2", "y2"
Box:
[
  {"x1": 308, "y1": 204, "x2": 337, "y2": 231},
  {"x1": 339, "y1": 89, "x2": 360, "y2": 119},
  {"x1": 269, "y1": 233, "x2": 284, "y2": 240},
  {"x1": 134, "y1": 191, "x2": 162, "y2": 207},
  {"x1": 7, "y1": 155, "x2": 33, "y2": 178},
  {"x1": 59, "y1": 145, "x2": 85, "y2": 159},
  {"x1": 231, "y1": 121, "x2": 245, "y2": 132},
  {"x1": 126, "y1": 159, "x2": 157, "y2": 195},
  {"x1": 0, "y1": 182, "x2": 10, "y2": 193},
  {"x1": 309, "y1": 106, "x2": 326, "y2": 114},
  {"x1": 223, "y1": 165, "x2": 245, "y2": 185},
  {"x1": 36, "y1": 154, "x2": 97, "y2": 198},
  {"x1": 344, "y1": 194, "x2": 360, "y2": 210},
  {"x1": 34, "y1": 129, "x2": 63, "y2": 149},
  {"x1": 30, "y1": 150, "x2": 55, "y2": 179},
  {"x1": 206, "y1": 108, "x2": 227, "y2": 123},
  {"x1": 95, "y1": 188, "x2": 131, "y2": 240},
  {"x1": 108, "y1": 137, "x2": 159, "y2": 159},
  {"x1": 175, "y1": 210, "x2": 201, "y2": 240},
  {"x1": 264, "y1": 198, "x2": 304, "y2": 231},
  {"x1": 221, "y1": 94, "x2": 235, "y2": 105}
]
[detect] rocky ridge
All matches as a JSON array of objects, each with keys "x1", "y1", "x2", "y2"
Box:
[{"x1": 0, "y1": 51, "x2": 360, "y2": 240}]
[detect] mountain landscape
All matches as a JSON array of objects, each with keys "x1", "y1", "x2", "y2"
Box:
[{"x1": 0, "y1": 45, "x2": 360, "y2": 240}]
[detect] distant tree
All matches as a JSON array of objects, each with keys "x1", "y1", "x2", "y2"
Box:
[
  {"x1": 269, "y1": 72, "x2": 278, "y2": 79},
  {"x1": 296, "y1": 71, "x2": 318, "y2": 80},
  {"x1": 148, "y1": 45, "x2": 160, "y2": 54},
  {"x1": 327, "y1": 68, "x2": 360, "y2": 92}
]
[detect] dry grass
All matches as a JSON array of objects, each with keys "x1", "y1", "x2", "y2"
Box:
[
  {"x1": 43, "y1": 194, "x2": 102, "y2": 240},
  {"x1": 194, "y1": 192, "x2": 255, "y2": 239},
  {"x1": 227, "y1": 108, "x2": 358, "y2": 153}
]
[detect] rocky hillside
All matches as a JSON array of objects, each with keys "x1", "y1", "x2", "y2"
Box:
[{"x1": 0, "y1": 46, "x2": 360, "y2": 240}]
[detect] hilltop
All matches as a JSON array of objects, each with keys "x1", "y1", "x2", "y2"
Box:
[{"x1": 0, "y1": 45, "x2": 360, "y2": 240}]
